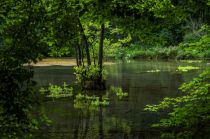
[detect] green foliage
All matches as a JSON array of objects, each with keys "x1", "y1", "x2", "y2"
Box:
[
  {"x1": 176, "y1": 50, "x2": 197, "y2": 60},
  {"x1": 145, "y1": 68, "x2": 210, "y2": 138},
  {"x1": 74, "y1": 65, "x2": 107, "y2": 84},
  {"x1": 179, "y1": 25, "x2": 210, "y2": 59},
  {"x1": 0, "y1": 0, "x2": 50, "y2": 138},
  {"x1": 48, "y1": 47, "x2": 73, "y2": 57},
  {"x1": 0, "y1": 0, "x2": 47, "y2": 63},
  {"x1": 0, "y1": 0, "x2": 210, "y2": 137},
  {"x1": 111, "y1": 46, "x2": 179, "y2": 60},
  {"x1": 181, "y1": 60, "x2": 203, "y2": 64},
  {"x1": 41, "y1": 82, "x2": 73, "y2": 98},
  {"x1": 0, "y1": 57, "x2": 49, "y2": 138},
  {"x1": 183, "y1": 32, "x2": 201, "y2": 44},
  {"x1": 177, "y1": 66, "x2": 200, "y2": 72},
  {"x1": 40, "y1": 0, "x2": 79, "y2": 57},
  {"x1": 110, "y1": 86, "x2": 128, "y2": 100},
  {"x1": 74, "y1": 93, "x2": 109, "y2": 109}
]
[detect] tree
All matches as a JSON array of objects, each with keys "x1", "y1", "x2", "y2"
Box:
[{"x1": 0, "y1": 0, "x2": 49, "y2": 138}]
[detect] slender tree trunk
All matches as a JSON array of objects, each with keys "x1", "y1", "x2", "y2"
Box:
[
  {"x1": 98, "y1": 22, "x2": 105, "y2": 73},
  {"x1": 77, "y1": 44, "x2": 82, "y2": 66},
  {"x1": 81, "y1": 45, "x2": 84, "y2": 66},
  {"x1": 74, "y1": 45, "x2": 79, "y2": 66},
  {"x1": 92, "y1": 47, "x2": 96, "y2": 66},
  {"x1": 78, "y1": 18, "x2": 91, "y2": 66}
]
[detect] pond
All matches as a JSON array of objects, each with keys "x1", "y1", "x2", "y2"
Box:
[{"x1": 33, "y1": 60, "x2": 208, "y2": 139}]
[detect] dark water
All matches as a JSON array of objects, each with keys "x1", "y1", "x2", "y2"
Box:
[{"x1": 33, "y1": 60, "x2": 208, "y2": 139}]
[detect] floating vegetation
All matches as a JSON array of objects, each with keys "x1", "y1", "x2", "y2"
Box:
[
  {"x1": 40, "y1": 83, "x2": 130, "y2": 110},
  {"x1": 177, "y1": 66, "x2": 200, "y2": 72},
  {"x1": 110, "y1": 86, "x2": 128, "y2": 100},
  {"x1": 40, "y1": 82, "x2": 73, "y2": 98},
  {"x1": 146, "y1": 69, "x2": 161, "y2": 73},
  {"x1": 181, "y1": 60, "x2": 203, "y2": 63},
  {"x1": 74, "y1": 93, "x2": 109, "y2": 109}
]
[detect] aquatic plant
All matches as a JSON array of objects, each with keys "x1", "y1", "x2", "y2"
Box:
[
  {"x1": 180, "y1": 60, "x2": 203, "y2": 63},
  {"x1": 146, "y1": 69, "x2": 161, "y2": 73},
  {"x1": 74, "y1": 93, "x2": 109, "y2": 109},
  {"x1": 110, "y1": 86, "x2": 128, "y2": 100},
  {"x1": 41, "y1": 82, "x2": 73, "y2": 98},
  {"x1": 177, "y1": 66, "x2": 200, "y2": 72}
]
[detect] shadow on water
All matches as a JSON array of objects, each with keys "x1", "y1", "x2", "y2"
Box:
[{"x1": 33, "y1": 60, "x2": 208, "y2": 139}]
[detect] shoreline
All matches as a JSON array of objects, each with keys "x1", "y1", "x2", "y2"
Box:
[
  {"x1": 27, "y1": 58, "x2": 116, "y2": 67},
  {"x1": 25, "y1": 57, "x2": 209, "y2": 67}
]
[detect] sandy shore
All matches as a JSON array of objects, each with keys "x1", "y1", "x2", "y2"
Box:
[{"x1": 27, "y1": 58, "x2": 115, "y2": 66}]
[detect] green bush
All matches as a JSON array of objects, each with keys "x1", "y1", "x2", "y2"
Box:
[
  {"x1": 112, "y1": 46, "x2": 179, "y2": 60},
  {"x1": 204, "y1": 49, "x2": 210, "y2": 58},
  {"x1": 176, "y1": 50, "x2": 197, "y2": 60},
  {"x1": 141, "y1": 47, "x2": 178, "y2": 59},
  {"x1": 145, "y1": 68, "x2": 210, "y2": 139},
  {"x1": 74, "y1": 65, "x2": 107, "y2": 84},
  {"x1": 183, "y1": 32, "x2": 201, "y2": 43},
  {"x1": 48, "y1": 46, "x2": 74, "y2": 57},
  {"x1": 0, "y1": 58, "x2": 50, "y2": 138},
  {"x1": 179, "y1": 25, "x2": 210, "y2": 59}
]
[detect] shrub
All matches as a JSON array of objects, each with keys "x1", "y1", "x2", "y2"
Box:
[
  {"x1": 0, "y1": 58, "x2": 50, "y2": 138},
  {"x1": 145, "y1": 68, "x2": 210, "y2": 139},
  {"x1": 179, "y1": 25, "x2": 210, "y2": 59},
  {"x1": 204, "y1": 49, "x2": 210, "y2": 58},
  {"x1": 176, "y1": 50, "x2": 197, "y2": 60},
  {"x1": 74, "y1": 65, "x2": 107, "y2": 84}
]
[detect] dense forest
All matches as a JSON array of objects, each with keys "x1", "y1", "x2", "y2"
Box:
[{"x1": 0, "y1": 0, "x2": 210, "y2": 139}]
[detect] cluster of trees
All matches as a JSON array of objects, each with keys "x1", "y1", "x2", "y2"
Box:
[
  {"x1": 30, "y1": 0, "x2": 210, "y2": 60},
  {"x1": 2, "y1": 0, "x2": 209, "y2": 61}
]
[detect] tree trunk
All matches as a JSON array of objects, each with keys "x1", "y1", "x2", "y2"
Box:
[
  {"x1": 81, "y1": 45, "x2": 84, "y2": 66},
  {"x1": 77, "y1": 44, "x2": 82, "y2": 66},
  {"x1": 74, "y1": 45, "x2": 79, "y2": 66},
  {"x1": 98, "y1": 22, "x2": 105, "y2": 74},
  {"x1": 78, "y1": 18, "x2": 91, "y2": 66}
]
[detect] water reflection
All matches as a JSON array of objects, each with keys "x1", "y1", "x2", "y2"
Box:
[{"x1": 33, "y1": 60, "x2": 207, "y2": 139}]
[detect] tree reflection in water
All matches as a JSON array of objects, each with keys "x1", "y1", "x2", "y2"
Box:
[{"x1": 38, "y1": 86, "x2": 131, "y2": 139}]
